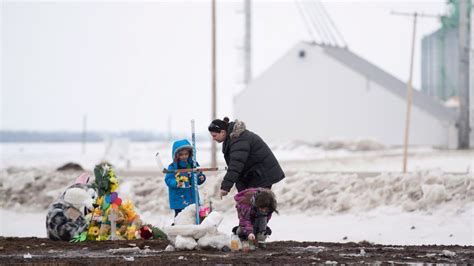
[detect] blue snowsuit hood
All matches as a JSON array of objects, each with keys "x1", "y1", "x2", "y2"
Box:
[
  {"x1": 165, "y1": 139, "x2": 206, "y2": 210},
  {"x1": 171, "y1": 139, "x2": 194, "y2": 167}
]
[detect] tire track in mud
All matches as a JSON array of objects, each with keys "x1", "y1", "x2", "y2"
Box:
[{"x1": 0, "y1": 237, "x2": 472, "y2": 264}]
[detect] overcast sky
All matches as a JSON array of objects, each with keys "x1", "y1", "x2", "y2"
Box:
[{"x1": 1, "y1": 0, "x2": 446, "y2": 134}]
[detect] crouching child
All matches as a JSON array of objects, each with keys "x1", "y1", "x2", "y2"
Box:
[{"x1": 233, "y1": 188, "x2": 277, "y2": 248}]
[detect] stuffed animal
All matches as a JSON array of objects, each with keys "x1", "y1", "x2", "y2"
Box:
[{"x1": 46, "y1": 183, "x2": 98, "y2": 241}]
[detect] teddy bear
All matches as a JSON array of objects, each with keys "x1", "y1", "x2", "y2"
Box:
[{"x1": 46, "y1": 183, "x2": 98, "y2": 241}]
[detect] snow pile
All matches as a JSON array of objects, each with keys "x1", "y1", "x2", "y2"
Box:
[
  {"x1": 0, "y1": 167, "x2": 77, "y2": 210},
  {"x1": 1, "y1": 167, "x2": 472, "y2": 217},
  {"x1": 0, "y1": 166, "x2": 224, "y2": 218},
  {"x1": 269, "y1": 140, "x2": 385, "y2": 162},
  {"x1": 270, "y1": 139, "x2": 385, "y2": 153},
  {"x1": 211, "y1": 169, "x2": 473, "y2": 215},
  {"x1": 271, "y1": 170, "x2": 473, "y2": 214},
  {"x1": 163, "y1": 204, "x2": 230, "y2": 250},
  {"x1": 313, "y1": 139, "x2": 386, "y2": 151}
]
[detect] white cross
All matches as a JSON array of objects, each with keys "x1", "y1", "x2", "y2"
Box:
[{"x1": 108, "y1": 210, "x2": 120, "y2": 240}]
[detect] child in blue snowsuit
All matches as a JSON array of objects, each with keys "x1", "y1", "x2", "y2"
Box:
[{"x1": 165, "y1": 139, "x2": 206, "y2": 217}]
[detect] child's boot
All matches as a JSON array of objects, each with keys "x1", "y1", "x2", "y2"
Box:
[{"x1": 256, "y1": 233, "x2": 267, "y2": 249}]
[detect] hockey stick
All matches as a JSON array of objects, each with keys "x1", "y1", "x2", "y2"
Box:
[{"x1": 162, "y1": 167, "x2": 219, "y2": 174}]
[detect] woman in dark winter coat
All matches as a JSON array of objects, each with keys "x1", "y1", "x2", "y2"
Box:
[{"x1": 208, "y1": 117, "x2": 285, "y2": 198}]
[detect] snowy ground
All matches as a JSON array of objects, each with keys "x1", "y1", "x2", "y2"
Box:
[
  {"x1": 1, "y1": 205, "x2": 472, "y2": 246},
  {"x1": 0, "y1": 141, "x2": 473, "y2": 245}
]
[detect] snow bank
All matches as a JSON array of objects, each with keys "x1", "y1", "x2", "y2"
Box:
[
  {"x1": 269, "y1": 170, "x2": 473, "y2": 214},
  {"x1": 1, "y1": 167, "x2": 472, "y2": 217},
  {"x1": 2, "y1": 142, "x2": 472, "y2": 245}
]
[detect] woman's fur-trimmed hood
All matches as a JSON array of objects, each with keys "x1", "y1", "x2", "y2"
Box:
[{"x1": 230, "y1": 120, "x2": 246, "y2": 139}]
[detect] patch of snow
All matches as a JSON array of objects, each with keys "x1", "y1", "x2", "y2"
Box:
[
  {"x1": 122, "y1": 256, "x2": 134, "y2": 261},
  {"x1": 301, "y1": 246, "x2": 325, "y2": 252},
  {"x1": 441, "y1": 250, "x2": 456, "y2": 257},
  {"x1": 174, "y1": 235, "x2": 197, "y2": 250},
  {"x1": 197, "y1": 232, "x2": 230, "y2": 250},
  {"x1": 107, "y1": 247, "x2": 140, "y2": 253},
  {"x1": 164, "y1": 245, "x2": 175, "y2": 252}
]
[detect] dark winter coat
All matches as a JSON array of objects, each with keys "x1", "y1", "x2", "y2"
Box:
[
  {"x1": 165, "y1": 139, "x2": 206, "y2": 210},
  {"x1": 221, "y1": 120, "x2": 285, "y2": 192},
  {"x1": 234, "y1": 187, "x2": 272, "y2": 237}
]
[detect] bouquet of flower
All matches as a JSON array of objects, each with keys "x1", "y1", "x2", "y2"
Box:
[{"x1": 71, "y1": 163, "x2": 166, "y2": 242}]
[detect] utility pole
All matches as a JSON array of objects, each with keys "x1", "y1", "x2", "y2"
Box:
[
  {"x1": 457, "y1": 0, "x2": 471, "y2": 149},
  {"x1": 470, "y1": 1, "x2": 474, "y2": 148},
  {"x1": 391, "y1": 11, "x2": 439, "y2": 173},
  {"x1": 211, "y1": 0, "x2": 217, "y2": 168},
  {"x1": 243, "y1": 0, "x2": 252, "y2": 85}
]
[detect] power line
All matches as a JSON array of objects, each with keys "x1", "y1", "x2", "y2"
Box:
[
  {"x1": 294, "y1": 0, "x2": 347, "y2": 47},
  {"x1": 294, "y1": 0, "x2": 317, "y2": 43},
  {"x1": 304, "y1": 1, "x2": 331, "y2": 45},
  {"x1": 297, "y1": 0, "x2": 325, "y2": 44},
  {"x1": 315, "y1": 0, "x2": 347, "y2": 48},
  {"x1": 307, "y1": 1, "x2": 333, "y2": 45},
  {"x1": 310, "y1": 0, "x2": 338, "y2": 45}
]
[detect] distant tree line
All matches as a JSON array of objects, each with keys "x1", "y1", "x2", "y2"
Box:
[{"x1": 0, "y1": 130, "x2": 172, "y2": 142}]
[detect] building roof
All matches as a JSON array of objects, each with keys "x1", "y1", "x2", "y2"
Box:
[
  {"x1": 242, "y1": 41, "x2": 457, "y2": 123},
  {"x1": 318, "y1": 42, "x2": 457, "y2": 122}
]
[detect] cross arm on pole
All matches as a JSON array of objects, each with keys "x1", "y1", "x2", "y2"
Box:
[{"x1": 390, "y1": 10, "x2": 441, "y2": 19}]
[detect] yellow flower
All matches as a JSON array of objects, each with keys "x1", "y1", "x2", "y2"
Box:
[
  {"x1": 176, "y1": 175, "x2": 189, "y2": 183},
  {"x1": 88, "y1": 226, "x2": 100, "y2": 236},
  {"x1": 110, "y1": 184, "x2": 118, "y2": 192},
  {"x1": 109, "y1": 176, "x2": 119, "y2": 192},
  {"x1": 121, "y1": 201, "x2": 133, "y2": 213},
  {"x1": 120, "y1": 200, "x2": 138, "y2": 222},
  {"x1": 126, "y1": 225, "x2": 136, "y2": 240},
  {"x1": 93, "y1": 208, "x2": 102, "y2": 217},
  {"x1": 96, "y1": 196, "x2": 104, "y2": 206}
]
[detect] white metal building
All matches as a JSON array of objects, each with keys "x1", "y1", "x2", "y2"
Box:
[{"x1": 234, "y1": 42, "x2": 458, "y2": 148}]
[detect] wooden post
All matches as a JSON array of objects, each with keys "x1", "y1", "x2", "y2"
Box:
[
  {"x1": 402, "y1": 13, "x2": 417, "y2": 173},
  {"x1": 211, "y1": 0, "x2": 217, "y2": 168},
  {"x1": 391, "y1": 11, "x2": 439, "y2": 172}
]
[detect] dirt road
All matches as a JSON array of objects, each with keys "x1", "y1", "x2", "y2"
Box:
[{"x1": 0, "y1": 237, "x2": 472, "y2": 264}]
